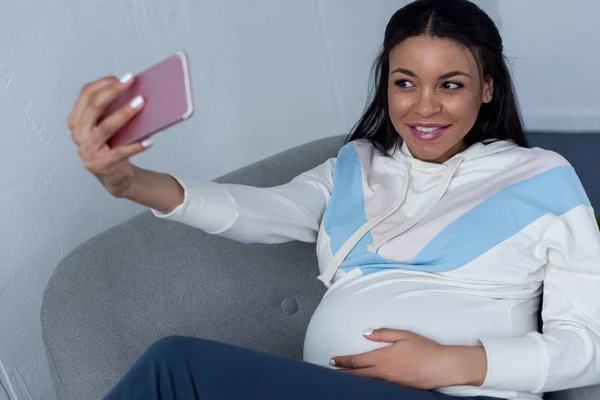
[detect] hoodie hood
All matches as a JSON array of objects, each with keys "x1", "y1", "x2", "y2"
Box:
[
  {"x1": 317, "y1": 139, "x2": 520, "y2": 286},
  {"x1": 393, "y1": 139, "x2": 518, "y2": 168}
]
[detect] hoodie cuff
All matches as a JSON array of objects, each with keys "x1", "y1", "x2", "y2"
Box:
[
  {"x1": 151, "y1": 176, "x2": 239, "y2": 234},
  {"x1": 150, "y1": 175, "x2": 188, "y2": 219},
  {"x1": 478, "y1": 334, "x2": 547, "y2": 392}
]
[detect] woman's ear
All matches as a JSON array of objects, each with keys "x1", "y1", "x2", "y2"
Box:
[{"x1": 482, "y1": 76, "x2": 494, "y2": 103}]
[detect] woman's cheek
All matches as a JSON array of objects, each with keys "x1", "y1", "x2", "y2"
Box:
[
  {"x1": 388, "y1": 93, "x2": 415, "y2": 124},
  {"x1": 443, "y1": 93, "x2": 481, "y2": 125}
]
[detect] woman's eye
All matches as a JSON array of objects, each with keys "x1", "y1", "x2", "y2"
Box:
[
  {"x1": 442, "y1": 81, "x2": 463, "y2": 90},
  {"x1": 395, "y1": 80, "x2": 415, "y2": 88}
]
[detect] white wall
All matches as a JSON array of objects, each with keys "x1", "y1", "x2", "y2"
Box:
[
  {"x1": 0, "y1": 1, "x2": 597, "y2": 399},
  {"x1": 474, "y1": 0, "x2": 600, "y2": 131}
]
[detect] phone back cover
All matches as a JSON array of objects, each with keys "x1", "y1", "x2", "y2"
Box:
[{"x1": 105, "y1": 52, "x2": 193, "y2": 148}]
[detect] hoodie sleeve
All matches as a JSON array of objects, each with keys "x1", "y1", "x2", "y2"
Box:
[
  {"x1": 479, "y1": 172, "x2": 600, "y2": 392},
  {"x1": 151, "y1": 158, "x2": 335, "y2": 244}
]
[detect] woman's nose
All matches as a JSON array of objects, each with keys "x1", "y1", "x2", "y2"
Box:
[{"x1": 415, "y1": 91, "x2": 441, "y2": 117}]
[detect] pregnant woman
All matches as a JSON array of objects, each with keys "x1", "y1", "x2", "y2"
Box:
[{"x1": 67, "y1": 0, "x2": 600, "y2": 399}]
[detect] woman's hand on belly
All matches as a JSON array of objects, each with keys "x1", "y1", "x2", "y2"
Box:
[{"x1": 330, "y1": 329, "x2": 487, "y2": 390}]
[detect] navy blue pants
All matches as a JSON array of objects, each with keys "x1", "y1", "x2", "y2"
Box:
[{"x1": 105, "y1": 336, "x2": 501, "y2": 400}]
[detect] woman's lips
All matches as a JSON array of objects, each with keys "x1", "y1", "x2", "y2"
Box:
[{"x1": 408, "y1": 124, "x2": 451, "y2": 141}]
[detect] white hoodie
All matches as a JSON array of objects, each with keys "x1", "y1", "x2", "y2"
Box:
[{"x1": 153, "y1": 139, "x2": 600, "y2": 400}]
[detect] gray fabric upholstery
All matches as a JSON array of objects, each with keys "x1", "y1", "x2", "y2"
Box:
[{"x1": 41, "y1": 133, "x2": 599, "y2": 400}]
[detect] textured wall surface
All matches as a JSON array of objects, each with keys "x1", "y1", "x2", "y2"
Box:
[{"x1": 0, "y1": 0, "x2": 597, "y2": 399}]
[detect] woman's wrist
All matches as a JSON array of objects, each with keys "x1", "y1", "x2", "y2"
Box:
[
  {"x1": 121, "y1": 166, "x2": 185, "y2": 214},
  {"x1": 442, "y1": 344, "x2": 488, "y2": 387}
]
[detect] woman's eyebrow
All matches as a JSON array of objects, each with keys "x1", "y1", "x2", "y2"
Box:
[
  {"x1": 391, "y1": 67, "x2": 418, "y2": 77},
  {"x1": 438, "y1": 70, "x2": 471, "y2": 79},
  {"x1": 390, "y1": 67, "x2": 472, "y2": 80}
]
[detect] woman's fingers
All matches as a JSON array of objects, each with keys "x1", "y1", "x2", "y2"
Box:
[
  {"x1": 107, "y1": 137, "x2": 154, "y2": 165},
  {"x1": 340, "y1": 367, "x2": 379, "y2": 379},
  {"x1": 77, "y1": 76, "x2": 133, "y2": 133},
  {"x1": 331, "y1": 347, "x2": 383, "y2": 370},
  {"x1": 82, "y1": 139, "x2": 152, "y2": 176},
  {"x1": 85, "y1": 95, "x2": 145, "y2": 152},
  {"x1": 67, "y1": 76, "x2": 119, "y2": 131},
  {"x1": 71, "y1": 73, "x2": 134, "y2": 146}
]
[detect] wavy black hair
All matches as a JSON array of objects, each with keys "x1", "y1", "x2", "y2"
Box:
[{"x1": 347, "y1": 0, "x2": 528, "y2": 154}]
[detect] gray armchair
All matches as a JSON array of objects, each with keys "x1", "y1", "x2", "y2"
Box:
[{"x1": 41, "y1": 133, "x2": 600, "y2": 400}]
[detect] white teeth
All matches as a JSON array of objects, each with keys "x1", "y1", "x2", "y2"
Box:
[{"x1": 415, "y1": 126, "x2": 443, "y2": 133}]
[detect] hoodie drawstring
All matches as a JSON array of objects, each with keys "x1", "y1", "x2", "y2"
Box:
[{"x1": 317, "y1": 156, "x2": 464, "y2": 286}]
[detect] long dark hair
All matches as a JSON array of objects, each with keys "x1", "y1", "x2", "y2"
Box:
[{"x1": 347, "y1": 0, "x2": 528, "y2": 154}]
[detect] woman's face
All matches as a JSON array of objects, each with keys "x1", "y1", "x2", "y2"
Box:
[{"x1": 387, "y1": 35, "x2": 493, "y2": 163}]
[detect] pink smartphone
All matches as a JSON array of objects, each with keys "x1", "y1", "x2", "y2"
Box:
[{"x1": 104, "y1": 52, "x2": 194, "y2": 148}]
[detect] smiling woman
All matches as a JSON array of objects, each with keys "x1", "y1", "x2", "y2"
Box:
[
  {"x1": 347, "y1": 0, "x2": 528, "y2": 164},
  {"x1": 387, "y1": 36, "x2": 494, "y2": 162},
  {"x1": 65, "y1": 1, "x2": 600, "y2": 400}
]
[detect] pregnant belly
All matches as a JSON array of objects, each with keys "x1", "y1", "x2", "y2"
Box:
[{"x1": 303, "y1": 271, "x2": 532, "y2": 367}]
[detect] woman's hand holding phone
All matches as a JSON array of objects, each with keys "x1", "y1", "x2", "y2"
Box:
[
  {"x1": 69, "y1": 73, "x2": 150, "y2": 196},
  {"x1": 69, "y1": 74, "x2": 184, "y2": 214}
]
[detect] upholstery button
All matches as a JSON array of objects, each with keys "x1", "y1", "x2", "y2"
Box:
[{"x1": 280, "y1": 298, "x2": 298, "y2": 315}]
